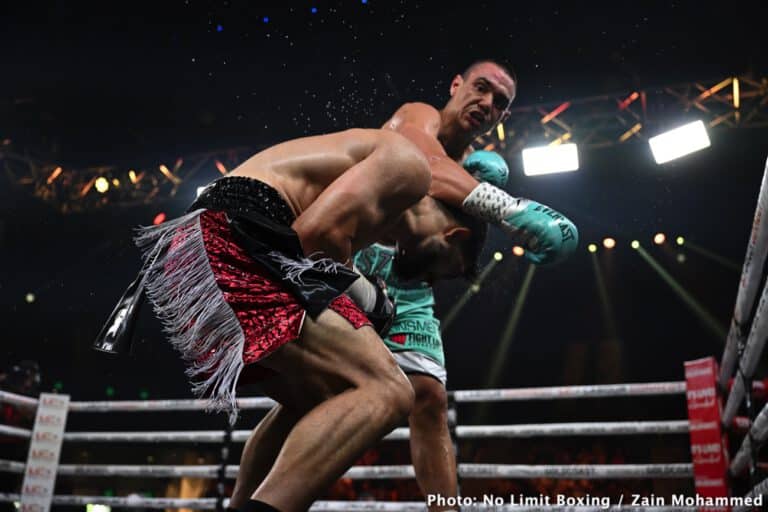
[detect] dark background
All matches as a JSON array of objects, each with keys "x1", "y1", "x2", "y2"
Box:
[{"x1": 2, "y1": 0, "x2": 767, "y2": 439}]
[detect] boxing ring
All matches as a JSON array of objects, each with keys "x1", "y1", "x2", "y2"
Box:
[{"x1": 1, "y1": 159, "x2": 767, "y2": 511}]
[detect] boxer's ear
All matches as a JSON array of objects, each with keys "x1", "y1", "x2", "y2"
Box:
[
  {"x1": 445, "y1": 226, "x2": 471, "y2": 243},
  {"x1": 449, "y1": 74, "x2": 463, "y2": 97}
]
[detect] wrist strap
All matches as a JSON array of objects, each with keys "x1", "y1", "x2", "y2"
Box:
[{"x1": 461, "y1": 182, "x2": 523, "y2": 223}]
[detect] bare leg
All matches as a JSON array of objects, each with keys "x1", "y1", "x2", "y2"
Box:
[
  {"x1": 407, "y1": 374, "x2": 458, "y2": 512},
  {"x1": 228, "y1": 404, "x2": 299, "y2": 509},
  {"x1": 249, "y1": 308, "x2": 415, "y2": 512}
]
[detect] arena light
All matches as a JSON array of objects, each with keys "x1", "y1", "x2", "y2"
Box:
[
  {"x1": 587, "y1": 243, "x2": 597, "y2": 253},
  {"x1": 649, "y1": 120, "x2": 710, "y2": 164},
  {"x1": 111, "y1": 178, "x2": 120, "y2": 187},
  {"x1": 128, "y1": 170, "x2": 140, "y2": 184},
  {"x1": 603, "y1": 237, "x2": 616, "y2": 249},
  {"x1": 25, "y1": 293, "x2": 35, "y2": 304},
  {"x1": 733, "y1": 78, "x2": 740, "y2": 109},
  {"x1": 676, "y1": 236, "x2": 685, "y2": 246},
  {"x1": 94, "y1": 177, "x2": 110, "y2": 194},
  {"x1": 496, "y1": 123, "x2": 505, "y2": 141},
  {"x1": 159, "y1": 164, "x2": 182, "y2": 185},
  {"x1": 522, "y1": 143, "x2": 579, "y2": 176},
  {"x1": 493, "y1": 251, "x2": 503, "y2": 261},
  {"x1": 631, "y1": 240, "x2": 640, "y2": 250},
  {"x1": 654, "y1": 233, "x2": 666, "y2": 245},
  {"x1": 46, "y1": 166, "x2": 63, "y2": 185},
  {"x1": 512, "y1": 246, "x2": 525, "y2": 257}
]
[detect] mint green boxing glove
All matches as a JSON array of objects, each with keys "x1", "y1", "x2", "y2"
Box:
[
  {"x1": 462, "y1": 182, "x2": 578, "y2": 265},
  {"x1": 463, "y1": 150, "x2": 509, "y2": 188}
]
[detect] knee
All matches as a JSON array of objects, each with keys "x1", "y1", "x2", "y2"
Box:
[
  {"x1": 367, "y1": 363, "x2": 415, "y2": 424},
  {"x1": 412, "y1": 376, "x2": 448, "y2": 420}
]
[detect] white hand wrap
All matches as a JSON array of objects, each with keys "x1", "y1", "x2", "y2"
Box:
[
  {"x1": 345, "y1": 266, "x2": 378, "y2": 312},
  {"x1": 461, "y1": 182, "x2": 525, "y2": 224}
]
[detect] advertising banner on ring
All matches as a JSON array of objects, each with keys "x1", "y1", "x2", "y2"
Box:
[
  {"x1": 20, "y1": 393, "x2": 69, "y2": 512},
  {"x1": 685, "y1": 358, "x2": 730, "y2": 512}
]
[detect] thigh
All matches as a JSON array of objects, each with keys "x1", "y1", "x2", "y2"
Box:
[{"x1": 258, "y1": 307, "x2": 404, "y2": 391}]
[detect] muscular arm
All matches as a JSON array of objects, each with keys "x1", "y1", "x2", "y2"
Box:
[
  {"x1": 382, "y1": 102, "x2": 481, "y2": 209},
  {"x1": 292, "y1": 130, "x2": 430, "y2": 263}
]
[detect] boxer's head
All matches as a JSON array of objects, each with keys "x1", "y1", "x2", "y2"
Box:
[
  {"x1": 393, "y1": 197, "x2": 487, "y2": 284},
  {"x1": 443, "y1": 59, "x2": 516, "y2": 138}
]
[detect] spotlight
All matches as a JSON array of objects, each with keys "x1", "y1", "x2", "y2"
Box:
[
  {"x1": 25, "y1": 293, "x2": 35, "y2": 304},
  {"x1": 677, "y1": 253, "x2": 686, "y2": 264},
  {"x1": 631, "y1": 240, "x2": 640, "y2": 250},
  {"x1": 470, "y1": 283, "x2": 481, "y2": 294},
  {"x1": 94, "y1": 177, "x2": 110, "y2": 194},
  {"x1": 654, "y1": 233, "x2": 666, "y2": 245},
  {"x1": 111, "y1": 178, "x2": 120, "y2": 187},
  {"x1": 649, "y1": 120, "x2": 710, "y2": 164},
  {"x1": 603, "y1": 237, "x2": 616, "y2": 250},
  {"x1": 521, "y1": 143, "x2": 579, "y2": 176},
  {"x1": 587, "y1": 243, "x2": 597, "y2": 253},
  {"x1": 676, "y1": 236, "x2": 685, "y2": 246},
  {"x1": 128, "y1": 170, "x2": 139, "y2": 184},
  {"x1": 512, "y1": 246, "x2": 525, "y2": 257},
  {"x1": 493, "y1": 251, "x2": 503, "y2": 262}
]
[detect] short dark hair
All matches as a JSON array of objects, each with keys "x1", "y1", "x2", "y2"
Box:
[
  {"x1": 461, "y1": 58, "x2": 518, "y2": 86},
  {"x1": 442, "y1": 202, "x2": 488, "y2": 280}
]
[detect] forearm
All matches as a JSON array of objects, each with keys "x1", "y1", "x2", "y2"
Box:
[{"x1": 427, "y1": 156, "x2": 481, "y2": 208}]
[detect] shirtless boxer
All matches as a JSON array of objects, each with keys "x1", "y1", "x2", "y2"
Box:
[
  {"x1": 363, "y1": 59, "x2": 578, "y2": 511},
  {"x1": 130, "y1": 128, "x2": 488, "y2": 512},
  {"x1": 226, "y1": 61, "x2": 578, "y2": 512}
]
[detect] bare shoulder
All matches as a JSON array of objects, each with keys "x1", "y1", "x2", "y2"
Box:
[{"x1": 384, "y1": 102, "x2": 441, "y2": 135}]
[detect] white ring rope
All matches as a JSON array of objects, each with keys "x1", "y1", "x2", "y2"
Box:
[
  {"x1": 733, "y1": 476, "x2": 768, "y2": 512},
  {"x1": 0, "y1": 390, "x2": 37, "y2": 410},
  {"x1": 730, "y1": 401, "x2": 768, "y2": 475},
  {"x1": 0, "y1": 494, "x2": 702, "y2": 511},
  {"x1": 720, "y1": 156, "x2": 768, "y2": 389},
  {"x1": 59, "y1": 427, "x2": 410, "y2": 443},
  {"x1": 722, "y1": 282, "x2": 768, "y2": 426},
  {"x1": 0, "y1": 459, "x2": 693, "y2": 480},
  {"x1": 0, "y1": 383, "x2": 687, "y2": 415},
  {"x1": 52, "y1": 421, "x2": 688, "y2": 445},
  {"x1": 0, "y1": 424, "x2": 31, "y2": 439},
  {"x1": 452, "y1": 382, "x2": 685, "y2": 402},
  {"x1": 456, "y1": 421, "x2": 689, "y2": 438},
  {"x1": 67, "y1": 396, "x2": 277, "y2": 412}
]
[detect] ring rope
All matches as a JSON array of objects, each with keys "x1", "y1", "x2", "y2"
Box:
[
  {"x1": 0, "y1": 460, "x2": 693, "y2": 480},
  {"x1": 722, "y1": 262, "x2": 768, "y2": 426},
  {"x1": 0, "y1": 390, "x2": 37, "y2": 410},
  {"x1": 0, "y1": 383, "x2": 688, "y2": 414},
  {"x1": 452, "y1": 382, "x2": 685, "y2": 402},
  {"x1": 730, "y1": 401, "x2": 768, "y2": 475},
  {"x1": 0, "y1": 424, "x2": 31, "y2": 439},
  {"x1": 46, "y1": 421, "x2": 689, "y2": 445},
  {"x1": 733, "y1": 476, "x2": 768, "y2": 512},
  {"x1": 0, "y1": 493, "x2": 704, "y2": 511},
  {"x1": 719, "y1": 157, "x2": 768, "y2": 388}
]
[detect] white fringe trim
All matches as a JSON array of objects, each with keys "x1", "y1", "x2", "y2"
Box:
[
  {"x1": 268, "y1": 250, "x2": 348, "y2": 292},
  {"x1": 135, "y1": 209, "x2": 245, "y2": 424}
]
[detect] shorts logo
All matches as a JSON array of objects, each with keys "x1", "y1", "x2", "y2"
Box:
[{"x1": 390, "y1": 333, "x2": 407, "y2": 345}]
